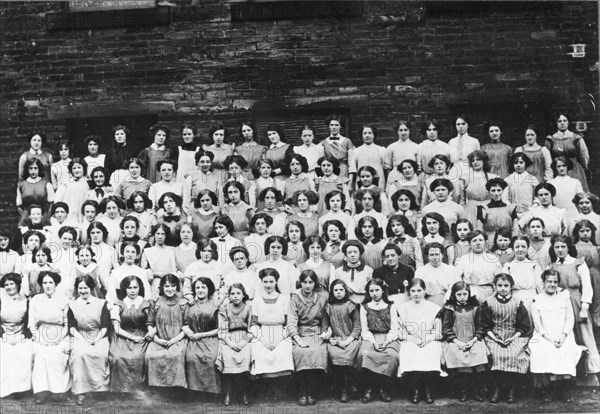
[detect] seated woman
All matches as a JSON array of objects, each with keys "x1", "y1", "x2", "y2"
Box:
[{"x1": 530, "y1": 269, "x2": 583, "y2": 403}]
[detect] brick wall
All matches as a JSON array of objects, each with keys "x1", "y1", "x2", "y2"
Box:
[{"x1": 1, "y1": 0, "x2": 598, "y2": 227}]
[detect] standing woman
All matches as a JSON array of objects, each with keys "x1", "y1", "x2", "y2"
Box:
[
  {"x1": 548, "y1": 156, "x2": 584, "y2": 217},
  {"x1": 145, "y1": 274, "x2": 188, "y2": 390},
  {"x1": 51, "y1": 140, "x2": 72, "y2": 191},
  {"x1": 546, "y1": 111, "x2": 590, "y2": 191},
  {"x1": 68, "y1": 274, "x2": 111, "y2": 405},
  {"x1": 503, "y1": 235, "x2": 541, "y2": 311},
  {"x1": 183, "y1": 150, "x2": 222, "y2": 215},
  {"x1": 315, "y1": 156, "x2": 352, "y2": 216},
  {"x1": 182, "y1": 277, "x2": 221, "y2": 398},
  {"x1": 321, "y1": 115, "x2": 355, "y2": 178},
  {"x1": 504, "y1": 152, "x2": 539, "y2": 208},
  {"x1": 141, "y1": 223, "x2": 177, "y2": 298},
  {"x1": 113, "y1": 158, "x2": 152, "y2": 202},
  {"x1": 287, "y1": 190, "x2": 319, "y2": 237},
  {"x1": 86, "y1": 167, "x2": 113, "y2": 204},
  {"x1": 109, "y1": 275, "x2": 152, "y2": 394},
  {"x1": 385, "y1": 159, "x2": 423, "y2": 207},
  {"x1": 189, "y1": 190, "x2": 220, "y2": 239},
  {"x1": 87, "y1": 222, "x2": 117, "y2": 291},
  {"x1": 55, "y1": 157, "x2": 89, "y2": 224},
  {"x1": 282, "y1": 153, "x2": 315, "y2": 207},
  {"x1": 568, "y1": 192, "x2": 600, "y2": 245},
  {"x1": 481, "y1": 121, "x2": 513, "y2": 178},
  {"x1": 298, "y1": 235, "x2": 336, "y2": 294},
  {"x1": 254, "y1": 236, "x2": 300, "y2": 297},
  {"x1": 236, "y1": 121, "x2": 266, "y2": 181},
  {"x1": 248, "y1": 159, "x2": 285, "y2": 210},
  {"x1": 573, "y1": 219, "x2": 600, "y2": 328},
  {"x1": 28, "y1": 271, "x2": 71, "y2": 401},
  {"x1": 514, "y1": 125, "x2": 553, "y2": 184},
  {"x1": 137, "y1": 124, "x2": 174, "y2": 184},
  {"x1": 83, "y1": 135, "x2": 106, "y2": 179},
  {"x1": 293, "y1": 124, "x2": 324, "y2": 180},
  {"x1": 547, "y1": 235, "x2": 600, "y2": 378},
  {"x1": 18, "y1": 130, "x2": 53, "y2": 181},
  {"x1": 264, "y1": 124, "x2": 294, "y2": 181},
  {"x1": 203, "y1": 123, "x2": 235, "y2": 184},
  {"x1": 175, "y1": 123, "x2": 201, "y2": 184},
  {"x1": 417, "y1": 119, "x2": 450, "y2": 176},
  {"x1": 16, "y1": 157, "x2": 55, "y2": 227},
  {"x1": 350, "y1": 125, "x2": 386, "y2": 190},
  {"x1": 422, "y1": 154, "x2": 465, "y2": 207},
  {"x1": 518, "y1": 183, "x2": 566, "y2": 239},
  {"x1": 463, "y1": 150, "x2": 498, "y2": 225},
  {"x1": 105, "y1": 125, "x2": 134, "y2": 188},
  {"x1": 448, "y1": 115, "x2": 480, "y2": 182},
  {"x1": 288, "y1": 270, "x2": 329, "y2": 406},
  {"x1": 156, "y1": 193, "x2": 188, "y2": 241},
  {"x1": 221, "y1": 181, "x2": 254, "y2": 241},
  {"x1": 383, "y1": 120, "x2": 419, "y2": 178},
  {"x1": 0, "y1": 273, "x2": 33, "y2": 399}
]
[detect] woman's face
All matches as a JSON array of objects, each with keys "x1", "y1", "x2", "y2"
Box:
[
  {"x1": 537, "y1": 188, "x2": 553, "y2": 207},
  {"x1": 427, "y1": 247, "x2": 443, "y2": 267},
  {"x1": 396, "y1": 194, "x2": 411, "y2": 212},
  {"x1": 361, "y1": 192, "x2": 374, "y2": 211},
  {"x1": 300, "y1": 277, "x2": 315, "y2": 295},
  {"x1": 163, "y1": 196, "x2": 177, "y2": 213},
  {"x1": 401, "y1": 162, "x2": 415, "y2": 178},
  {"x1": 28, "y1": 163, "x2": 40, "y2": 179},
  {"x1": 426, "y1": 218, "x2": 440, "y2": 235},
  {"x1": 433, "y1": 159, "x2": 448, "y2": 175},
  {"x1": 160, "y1": 163, "x2": 174, "y2": 181},
  {"x1": 329, "y1": 120, "x2": 341, "y2": 136},
  {"x1": 320, "y1": 160, "x2": 334, "y2": 176},
  {"x1": 289, "y1": 159, "x2": 303, "y2": 176},
  {"x1": 54, "y1": 207, "x2": 67, "y2": 223},
  {"x1": 228, "y1": 162, "x2": 242, "y2": 179},
  {"x1": 470, "y1": 234, "x2": 486, "y2": 254},
  {"x1": 529, "y1": 220, "x2": 544, "y2": 239},
  {"x1": 60, "y1": 232, "x2": 74, "y2": 250},
  {"x1": 456, "y1": 223, "x2": 470, "y2": 240},
  {"x1": 332, "y1": 284, "x2": 346, "y2": 301},
  {"x1": 123, "y1": 245, "x2": 137, "y2": 264},
  {"x1": 579, "y1": 226, "x2": 593, "y2": 242},
  {"x1": 180, "y1": 225, "x2": 194, "y2": 243},
  {"x1": 195, "y1": 281, "x2": 209, "y2": 300},
  {"x1": 30, "y1": 134, "x2": 43, "y2": 150},
  {"x1": 212, "y1": 129, "x2": 225, "y2": 146},
  {"x1": 114, "y1": 129, "x2": 127, "y2": 145},
  {"x1": 122, "y1": 220, "x2": 138, "y2": 238},
  {"x1": 327, "y1": 225, "x2": 341, "y2": 242},
  {"x1": 555, "y1": 160, "x2": 568, "y2": 176},
  {"x1": 227, "y1": 186, "x2": 241, "y2": 204},
  {"x1": 262, "y1": 276, "x2": 277, "y2": 293},
  {"x1": 90, "y1": 228, "x2": 104, "y2": 244},
  {"x1": 397, "y1": 124, "x2": 410, "y2": 141},
  {"x1": 578, "y1": 197, "x2": 593, "y2": 214},
  {"x1": 301, "y1": 129, "x2": 314, "y2": 146},
  {"x1": 369, "y1": 284, "x2": 383, "y2": 302},
  {"x1": 229, "y1": 287, "x2": 244, "y2": 305},
  {"x1": 513, "y1": 239, "x2": 529, "y2": 259},
  {"x1": 182, "y1": 128, "x2": 195, "y2": 144},
  {"x1": 345, "y1": 246, "x2": 361, "y2": 264},
  {"x1": 297, "y1": 194, "x2": 309, "y2": 212},
  {"x1": 105, "y1": 201, "x2": 120, "y2": 219},
  {"x1": 359, "y1": 170, "x2": 374, "y2": 187},
  {"x1": 470, "y1": 156, "x2": 483, "y2": 172},
  {"x1": 288, "y1": 225, "x2": 302, "y2": 243},
  {"x1": 557, "y1": 115, "x2": 569, "y2": 131},
  {"x1": 200, "y1": 246, "x2": 213, "y2": 263},
  {"x1": 254, "y1": 218, "x2": 267, "y2": 235},
  {"x1": 553, "y1": 241, "x2": 569, "y2": 259},
  {"x1": 241, "y1": 125, "x2": 253, "y2": 141},
  {"x1": 163, "y1": 281, "x2": 177, "y2": 298},
  {"x1": 496, "y1": 235, "x2": 511, "y2": 251},
  {"x1": 93, "y1": 170, "x2": 106, "y2": 187},
  {"x1": 495, "y1": 279, "x2": 512, "y2": 297},
  {"x1": 59, "y1": 145, "x2": 70, "y2": 160},
  {"x1": 214, "y1": 223, "x2": 228, "y2": 238},
  {"x1": 309, "y1": 242, "x2": 322, "y2": 259},
  {"x1": 455, "y1": 118, "x2": 468, "y2": 135},
  {"x1": 425, "y1": 124, "x2": 438, "y2": 141},
  {"x1": 3, "y1": 280, "x2": 18, "y2": 296},
  {"x1": 128, "y1": 162, "x2": 141, "y2": 179},
  {"x1": 71, "y1": 163, "x2": 85, "y2": 179},
  {"x1": 259, "y1": 162, "x2": 272, "y2": 178},
  {"x1": 362, "y1": 127, "x2": 375, "y2": 145},
  {"x1": 87, "y1": 140, "x2": 99, "y2": 156},
  {"x1": 0, "y1": 236, "x2": 10, "y2": 250},
  {"x1": 513, "y1": 157, "x2": 527, "y2": 174},
  {"x1": 328, "y1": 194, "x2": 342, "y2": 211},
  {"x1": 543, "y1": 275, "x2": 559, "y2": 295},
  {"x1": 525, "y1": 129, "x2": 537, "y2": 145},
  {"x1": 198, "y1": 156, "x2": 212, "y2": 173},
  {"x1": 199, "y1": 194, "x2": 214, "y2": 211},
  {"x1": 434, "y1": 185, "x2": 449, "y2": 202},
  {"x1": 232, "y1": 252, "x2": 248, "y2": 270},
  {"x1": 409, "y1": 284, "x2": 425, "y2": 302},
  {"x1": 133, "y1": 196, "x2": 146, "y2": 213},
  {"x1": 42, "y1": 275, "x2": 56, "y2": 295},
  {"x1": 390, "y1": 220, "x2": 405, "y2": 236},
  {"x1": 269, "y1": 241, "x2": 283, "y2": 259},
  {"x1": 154, "y1": 130, "x2": 167, "y2": 146},
  {"x1": 267, "y1": 130, "x2": 281, "y2": 145},
  {"x1": 77, "y1": 281, "x2": 91, "y2": 300},
  {"x1": 154, "y1": 228, "x2": 167, "y2": 245},
  {"x1": 29, "y1": 208, "x2": 43, "y2": 224},
  {"x1": 361, "y1": 221, "x2": 375, "y2": 239},
  {"x1": 489, "y1": 185, "x2": 504, "y2": 202},
  {"x1": 383, "y1": 248, "x2": 399, "y2": 268},
  {"x1": 126, "y1": 279, "x2": 140, "y2": 300},
  {"x1": 35, "y1": 250, "x2": 48, "y2": 265},
  {"x1": 26, "y1": 235, "x2": 40, "y2": 251},
  {"x1": 488, "y1": 126, "x2": 501, "y2": 142},
  {"x1": 263, "y1": 191, "x2": 277, "y2": 210}
]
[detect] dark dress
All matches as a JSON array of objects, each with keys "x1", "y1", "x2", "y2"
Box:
[
  {"x1": 357, "y1": 304, "x2": 400, "y2": 377},
  {"x1": 322, "y1": 300, "x2": 361, "y2": 367}
]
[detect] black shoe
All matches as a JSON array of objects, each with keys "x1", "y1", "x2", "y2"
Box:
[
  {"x1": 298, "y1": 394, "x2": 307, "y2": 406},
  {"x1": 507, "y1": 387, "x2": 516, "y2": 404},
  {"x1": 340, "y1": 388, "x2": 350, "y2": 403},
  {"x1": 459, "y1": 388, "x2": 469, "y2": 402},
  {"x1": 490, "y1": 387, "x2": 500, "y2": 403},
  {"x1": 307, "y1": 394, "x2": 316, "y2": 405},
  {"x1": 361, "y1": 388, "x2": 372, "y2": 403},
  {"x1": 425, "y1": 386, "x2": 434, "y2": 404},
  {"x1": 410, "y1": 388, "x2": 420, "y2": 404},
  {"x1": 473, "y1": 388, "x2": 484, "y2": 402},
  {"x1": 380, "y1": 388, "x2": 391, "y2": 402}
]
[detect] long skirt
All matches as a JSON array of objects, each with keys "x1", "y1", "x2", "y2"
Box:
[
  {"x1": 251, "y1": 324, "x2": 293, "y2": 377},
  {"x1": 442, "y1": 339, "x2": 489, "y2": 369},
  {"x1": 485, "y1": 337, "x2": 530, "y2": 374},
  {"x1": 399, "y1": 339, "x2": 442, "y2": 375},
  {"x1": 109, "y1": 331, "x2": 148, "y2": 392},
  {"x1": 0, "y1": 334, "x2": 33, "y2": 397},
  {"x1": 357, "y1": 333, "x2": 399, "y2": 377},
  {"x1": 70, "y1": 335, "x2": 110, "y2": 394},
  {"x1": 145, "y1": 340, "x2": 187, "y2": 388},
  {"x1": 530, "y1": 333, "x2": 583, "y2": 376},
  {"x1": 32, "y1": 333, "x2": 71, "y2": 394},
  {"x1": 292, "y1": 327, "x2": 328, "y2": 372},
  {"x1": 327, "y1": 338, "x2": 361, "y2": 367},
  {"x1": 216, "y1": 330, "x2": 252, "y2": 374},
  {"x1": 185, "y1": 337, "x2": 221, "y2": 393}
]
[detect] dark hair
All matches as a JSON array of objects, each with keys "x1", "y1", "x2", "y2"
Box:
[
  {"x1": 322, "y1": 219, "x2": 346, "y2": 242},
  {"x1": 421, "y1": 212, "x2": 449, "y2": 237},
  {"x1": 0, "y1": 227, "x2": 14, "y2": 243},
  {"x1": 326, "y1": 114, "x2": 344, "y2": 126},
  {"x1": 361, "y1": 124, "x2": 378, "y2": 139},
  {"x1": 177, "y1": 222, "x2": 200, "y2": 243},
  {"x1": 266, "y1": 124, "x2": 285, "y2": 142},
  {"x1": 0, "y1": 273, "x2": 22, "y2": 292},
  {"x1": 428, "y1": 154, "x2": 452, "y2": 171},
  {"x1": 324, "y1": 190, "x2": 346, "y2": 211},
  {"x1": 467, "y1": 230, "x2": 487, "y2": 243},
  {"x1": 117, "y1": 275, "x2": 145, "y2": 301},
  {"x1": 224, "y1": 155, "x2": 248, "y2": 172},
  {"x1": 84, "y1": 134, "x2": 102, "y2": 151},
  {"x1": 88, "y1": 166, "x2": 110, "y2": 189},
  {"x1": 534, "y1": 182, "x2": 557, "y2": 198},
  {"x1": 74, "y1": 274, "x2": 96, "y2": 295},
  {"x1": 342, "y1": 240, "x2": 365, "y2": 256},
  {"x1": 302, "y1": 235, "x2": 326, "y2": 254},
  {"x1": 551, "y1": 156, "x2": 574, "y2": 176},
  {"x1": 120, "y1": 241, "x2": 141, "y2": 260},
  {"x1": 112, "y1": 125, "x2": 132, "y2": 142},
  {"x1": 150, "y1": 124, "x2": 171, "y2": 141},
  {"x1": 265, "y1": 235, "x2": 288, "y2": 256},
  {"x1": 228, "y1": 283, "x2": 249, "y2": 303},
  {"x1": 150, "y1": 223, "x2": 173, "y2": 245},
  {"x1": 407, "y1": 277, "x2": 427, "y2": 292},
  {"x1": 51, "y1": 202, "x2": 70, "y2": 216},
  {"x1": 298, "y1": 269, "x2": 319, "y2": 285},
  {"x1": 292, "y1": 190, "x2": 319, "y2": 207},
  {"x1": 68, "y1": 157, "x2": 88, "y2": 176},
  {"x1": 214, "y1": 215, "x2": 234, "y2": 235},
  {"x1": 75, "y1": 245, "x2": 96, "y2": 264},
  {"x1": 493, "y1": 273, "x2": 514, "y2": 287},
  {"x1": 423, "y1": 242, "x2": 446, "y2": 263},
  {"x1": 87, "y1": 221, "x2": 109, "y2": 242},
  {"x1": 509, "y1": 152, "x2": 533, "y2": 172},
  {"x1": 485, "y1": 177, "x2": 508, "y2": 192},
  {"x1": 238, "y1": 121, "x2": 255, "y2": 139},
  {"x1": 573, "y1": 192, "x2": 600, "y2": 210},
  {"x1": 26, "y1": 130, "x2": 47, "y2": 146},
  {"x1": 196, "y1": 238, "x2": 218, "y2": 261},
  {"x1": 354, "y1": 188, "x2": 382, "y2": 213},
  {"x1": 467, "y1": 150, "x2": 490, "y2": 173},
  {"x1": 357, "y1": 166, "x2": 380, "y2": 187},
  {"x1": 99, "y1": 195, "x2": 125, "y2": 214},
  {"x1": 158, "y1": 192, "x2": 183, "y2": 209},
  {"x1": 381, "y1": 243, "x2": 402, "y2": 257},
  {"x1": 454, "y1": 114, "x2": 470, "y2": 127},
  {"x1": 317, "y1": 156, "x2": 341, "y2": 176},
  {"x1": 195, "y1": 189, "x2": 219, "y2": 209},
  {"x1": 119, "y1": 216, "x2": 140, "y2": 233},
  {"x1": 58, "y1": 226, "x2": 78, "y2": 241},
  {"x1": 355, "y1": 215, "x2": 383, "y2": 243},
  {"x1": 159, "y1": 273, "x2": 181, "y2": 296},
  {"x1": 37, "y1": 271, "x2": 61, "y2": 287},
  {"x1": 209, "y1": 123, "x2": 228, "y2": 140},
  {"x1": 191, "y1": 277, "x2": 216, "y2": 298},
  {"x1": 429, "y1": 178, "x2": 454, "y2": 193},
  {"x1": 445, "y1": 281, "x2": 479, "y2": 308},
  {"x1": 397, "y1": 159, "x2": 419, "y2": 176},
  {"x1": 23, "y1": 230, "x2": 46, "y2": 246},
  {"x1": 180, "y1": 123, "x2": 198, "y2": 137},
  {"x1": 386, "y1": 214, "x2": 417, "y2": 238},
  {"x1": 363, "y1": 278, "x2": 392, "y2": 305},
  {"x1": 491, "y1": 228, "x2": 512, "y2": 252},
  {"x1": 286, "y1": 153, "x2": 309, "y2": 175},
  {"x1": 32, "y1": 245, "x2": 52, "y2": 263},
  {"x1": 421, "y1": 119, "x2": 443, "y2": 135},
  {"x1": 549, "y1": 235, "x2": 578, "y2": 263},
  {"x1": 553, "y1": 111, "x2": 571, "y2": 124},
  {"x1": 259, "y1": 267, "x2": 281, "y2": 293},
  {"x1": 390, "y1": 189, "x2": 419, "y2": 211},
  {"x1": 285, "y1": 220, "x2": 306, "y2": 242},
  {"x1": 258, "y1": 187, "x2": 283, "y2": 203},
  {"x1": 525, "y1": 124, "x2": 540, "y2": 138},
  {"x1": 22, "y1": 157, "x2": 46, "y2": 179},
  {"x1": 511, "y1": 235, "x2": 531, "y2": 250},
  {"x1": 228, "y1": 246, "x2": 251, "y2": 268},
  {"x1": 528, "y1": 216, "x2": 546, "y2": 229},
  {"x1": 127, "y1": 191, "x2": 153, "y2": 211},
  {"x1": 249, "y1": 212, "x2": 273, "y2": 232},
  {"x1": 156, "y1": 158, "x2": 178, "y2": 173},
  {"x1": 573, "y1": 219, "x2": 597, "y2": 245},
  {"x1": 195, "y1": 149, "x2": 215, "y2": 165},
  {"x1": 395, "y1": 120, "x2": 413, "y2": 134},
  {"x1": 452, "y1": 218, "x2": 473, "y2": 241},
  {"x1": 541, "y1": 269, "x2": 561, "y2": 284},
  {"x1": 223, "y1": 181, "x2": 247, "y2": 204},
  {"x1": 328, "y1": 279, "x2": 350, "y2": 304}
]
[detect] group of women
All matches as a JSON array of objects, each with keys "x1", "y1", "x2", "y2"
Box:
[{"x1": 1, "y1": 112, "x2": 598, "y2": 407}]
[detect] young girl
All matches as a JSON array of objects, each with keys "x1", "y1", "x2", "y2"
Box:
[
  {"x1": 415, "y1": 242, "x2": 460, "y2": 306},
  {"x1": 221, "y1": 181, "x2": 254, "y2": 241},
  {"x1": 322, "y1": 279, "x2": 361, "y2": 403},
  {"x1": 282, "y1": 153, "x2": 315, "y2": 207},
  {"x1": 573, "y1": 219, "x2": 600, "y2": 328},
  {"x1": 45, "y1": 202, "x2": 76, "y2": 246},
  {"x1": 390, "y1": 189, "x2": 420, "y2": 232},
  {"x1": 518, "y1": 183, "x2": 566, "y2": 239},
  {"x1": 156, "y1": 192, "x2": 187, "y2": 241},
  {"x1": 357, "y1": 278, "x2": 399, "y2": 403},
  {"x1": 189, "y1": 190, "x2": 219, "y2": 239},
  {"x1": 86, "y1": 166, "x2": 113, "y2": 204},
  {"x1": 203, "y1": 123, "x2": 235, "y2": 184},
  {"x1": 386, "y1": 213, "x2": 422, "y2": 270},
  {"x1": 183, "y1": 239, "x2": 223, "y2": 302},
  {"x1": 321, "y1": 220, "x2": 347, "y2": 269},
  {"x1": 481, "y1": 121, "x2": 513, "y2": 178},
  {"x1": 479, "y1": 273, "x2": 532, "y2": 404},
  {"x1": 256, "y1": 187, "x2": 287, "y2": 237},
  {"x1": 293, "y1": 124, "x2": 324, "y2": 180},
  {"x1": 126, "y1": 191, "x2": 156, "y2": 242},
  {"x1": 420, "y1": 212, "x2": 453, "y2": 263},
  {"x1": 287, "y1": 190, "x2": 319, "y2": 237},
  {"x1": 107, "y1": 242, "x2": 152, "y2": 305},
  {"x1": 175, "y1": 222, "x2": 201, "y2": 275},
  {"x1": 217, "y1": 283, "x2": 253, "y2": 405},
  {"x1": 449, "y1": 115, "x2": 480, "y2": 182},
  {"x1": 183, "y1": 150, "x2": 222, "y2": 215},
  {"x1": 386, "y1": 159, "x2": 423, "y2": 211},
  {"x1": 18, "y1": 130, "x2": 53, "y2": 181},
  {"x1": 149, "y1": 159, "x2": 183, "y2": 209},
  {"x1": 114, "y1": 158, "x2": 152, "y2": 201},
  {"x1": 83, "y1": 135, "x2": 106, "y2": 179},
  {"x1": 87, "y1": 222, "x2": 117, "y2": 291},
  {"x1": 321, "y1": 115, "x2": 354, "y2": 178},
  {"x1": 114, "y1": 215, "x2": 148, "y2": 264},
  {"x1": 477, "y1": 177, "x2": 518, "y2": 247},
  {"x1": 105, "y1": 125, "x2": 134, "y2": 188},
  {"x1": 353, "y1": 188, "x2": 387, "y2": 230},
  {"x1": 568, "y1": 192, "x2": 600, "y2": 245},
  {"x1": 210, "y1": 216, "x2": 242, "y2": 276},
  {"x1": 288, "y1": 270, "x2": 329, "y2": 406},
  {"x1": 140, "y1": 224, "x2": 177, "y2": 299},
  {"x1": 332, "y1": 240, "x2": 373, "y2": 305},
  {"x1": 254, "y1": 236, "x2": 299, "y2": 297},
  {"x1": 514, "y1": 125, "x2": 553, "y2": 184},
  {"x1": 51, "y1": 140, "x2": 72, "y2": 191},
  {"x1": 224, "y1": 155, "x2": 252, "y2": 198},
  {"x1": 145, "y1": 274, "x2": 188, "y2": 389},
  {"x1": 463, "y1": 150, "x2": 499, "y2": 225},
  {"x1": 222, "y1": 247, "x2": 257, "y2": 301},
  {"x1": 98, "y1": 196, "x2": 125, "y2": 247},
  {"x1": 526, "y1": 217, "x2": 552, "y2": 268},
  {"x1": 505, "y1": 152, "x2": 539, "y2": 208},
  {"x1": 503, "y1": 235, "x2": 541, "y2": 311},
  {"x1": 440, "y1": 281, "x2": 488, "y2": 402},
  {"x1": 182, "y1": 277, "x2": 221, "y2": 397},
  {"x1": 19, "y1": 230, "x2": 44, "y2": 275},
  {"x1": 549, "y1": 156, "x2": 584, "y2": 217},
  {"x1": 356, "y1": 215, "x2": 387, "y2": 270},
  {"x1": 383, "y1": 120, "x2": 419, "y2": 177},
  {"x1": 137, "y1": 124, "x2": 174, "y2": 183},
  {"x1": 356, "y1": 166, "x2": 390, "y2": 215},
  {"x1": 315, "y1": 156, "x2": 351, "y2": 216},
  {"x1": 53, "y1": 157, "x2": 88, "y2": 223},
  {"x1": 248, "y1": 159, "x2": 284, "y2": 211},
  {"x1": 421, "y1": 178, "x2": 467, "y2": 235},
  {"x1": 175, "y1": 123, "x2": 201, "y2": 184},
  {"x1": 490, "y1": 228, "x2": 515, "y2": 266},
  {"x1": 284, "y1": 221, "x2": 307, "y2": 265},
  {"x1": 452, "y1": 218, "x2": 473, "y2": 263},
  {"x1": 318, "y1": 190, "x2": 355, "y2": 240},
  {"x1": 244, "y1": 212, "x2": 272, "y2": 264},
  {"x1": 418, "y1": 120, "x2": 450, "y2": 176},
  {"x1": 422, "y1": 154, "x2": 464, "y2": 207},
  {"x1": 22, "y1": 245, "x2": 56, "y2": 297},
  {"x1": 298, "y1": 235, "x2": 336, "y2": 294},
  {"x1": 236, "y1": 121, "x2": 266, "y2": 181},
  {"x1": 265, "y1": 124, "x2": 294, "y2": 181},
  {"x1": 69, "y1": 245, "x2": 103, "y2": 299},
  {"x1": 398, "y1": 278, "x2": 443, "y2": 404}
]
